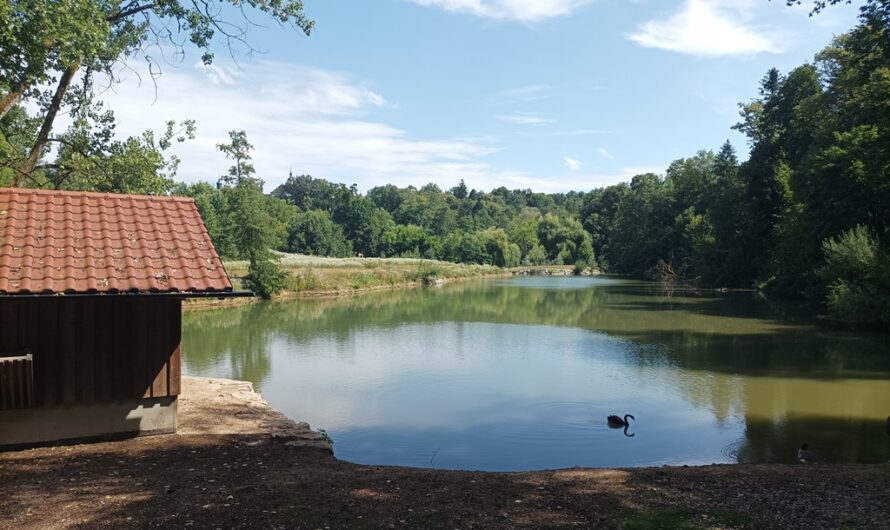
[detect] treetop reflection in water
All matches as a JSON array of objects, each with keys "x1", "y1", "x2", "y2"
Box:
[{"x1": 182, "y1": 276, "x2": 890, "y2": 470}]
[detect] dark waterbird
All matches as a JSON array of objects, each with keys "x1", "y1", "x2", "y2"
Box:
[
  {"x1": 607, "y1": 414, "x2": 634, "y2": 427},
  {"x1": 798, "y1": 443, "x2": 814, "y2": 463}
]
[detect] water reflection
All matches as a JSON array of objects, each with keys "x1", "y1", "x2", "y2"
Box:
[{"x1": 182, "y1": 276, "x2": 890, "y2": 470}]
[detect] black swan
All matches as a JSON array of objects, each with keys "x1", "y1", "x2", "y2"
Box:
[{"x1": 607, "y1": 414, "x2": 634, "y2": 427}]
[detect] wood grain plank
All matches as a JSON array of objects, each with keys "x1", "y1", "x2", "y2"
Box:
[
  {"x1": 39, "y1": 299, "x2": 58, "y2": 407},
  {"x1": 61, "y1": 300, "x2": 78, "y2": 405},
  {"x1": 167, "y1": 299, "x2": 182, "y2": 396},
  {"x1": 150, "y1": 301, "x2": 168, "y2": 397},
  {"x1": 131, "y1": 299, "x2": 152, "y2": 398},
  {"x1": 0, "y1": 300, "x2": 18, "y2": 351},
  {"x1": 112, "y1": 298, "x2": 129, "y2": 400},
  {"x1": 78, "y1": 298, "x2": 96, "y2": 404}
]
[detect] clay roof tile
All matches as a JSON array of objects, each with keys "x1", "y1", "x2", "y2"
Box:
[{"x1": 0, "y1": 188, "x2": 232, "y2": 295}]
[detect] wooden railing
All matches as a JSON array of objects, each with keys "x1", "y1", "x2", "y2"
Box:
[{"x1": 0, "y1": 353, "x2": 34, "y2": 410}]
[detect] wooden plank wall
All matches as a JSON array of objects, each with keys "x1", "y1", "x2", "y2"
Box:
[{"x1": 0, "y1": 297, "x2": 181, "y2": 409}]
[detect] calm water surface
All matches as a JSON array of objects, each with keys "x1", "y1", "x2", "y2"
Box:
[{"x1": 182, "y1": 276, "x2": 890, "y2": 471}]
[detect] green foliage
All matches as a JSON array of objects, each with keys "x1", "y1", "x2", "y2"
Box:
[
  {"x1": 214, "y1": 130, "x2": 287, "y2": 298},
  {"x1": 607, "y1": 173, "x2": 674, "y2": 276},
  {"x1": 380, "y1": 224, "x2": 437, "y2": 258},
  {"x1": 0, "y1": 105, "x2": 37, "y2": 185},
  {"x1": 286, "y1": 210, "x2": 352, "y2": 257},
  {"x1": 0, "y1": 0, "x2": 312, "y2": 186},
  {"x1": 6, "y1": 0, "x2": 887, "y2": 330},
  {"x1": 53, "y1": 111, "x2": 195, "y2": 194},
  {"x1": 527, "y1": 244, "x2": 548, "y2": 265},
  {"x1": 245, "y1": 258, "x2": 288, "y2": 299},
  {"x1": 478, "y1": 227, "x2": 521, "y2": 267},
  {"x1": 820, "y1": 226, "x2": 890, "y2": 326},
  {"x1": 271, "y1": 176, "x2": 597, "y2": 270},
  {"x1": 412, "y1": 261, "x2": 444, "y2": 284},
  {"x1": 217, "y1": 130, "x2": 255, "y2": 186}
]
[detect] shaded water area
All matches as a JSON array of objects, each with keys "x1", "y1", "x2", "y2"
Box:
[{"x1": 182, "y1": 276, "x2": 890, "y2": 471}]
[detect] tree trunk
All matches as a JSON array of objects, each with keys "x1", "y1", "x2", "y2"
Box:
[
  {"x1": 17, "y1": 62, "x2": 80, "y2": 185},
  {"x1": 0, "y1": 89, "x2": 24, "y2": 120}
]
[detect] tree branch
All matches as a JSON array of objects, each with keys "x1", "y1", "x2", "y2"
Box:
[
  {"x1": 0, "y1": 89, "x2": 24, "y2": 121},
  {"x1": 17, "y1": 61, "x2": 81, "y2": 184},
  {"x1": 107, "y1": 2, "x2": 159, "y2": 23}
]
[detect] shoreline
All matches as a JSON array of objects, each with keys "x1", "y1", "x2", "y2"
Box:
[
  {"x1": 2, "y1": 376, "x2": 888, "y2": 529},
  {"x1": 183, "y1": 264, "x2": 580, "y2": 311}
]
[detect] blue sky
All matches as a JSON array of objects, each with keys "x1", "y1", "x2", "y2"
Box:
[{"x1": 99, "y1": 0, "x2": 862, "y2": 193}]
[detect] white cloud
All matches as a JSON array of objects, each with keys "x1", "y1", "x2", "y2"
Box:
[
  {"x1": 54, "y1": 60, "x2": 658, "y2": 194},
  {"x1": 564, "y1": 157, "x2": 581, "y2": 170},
  {"x1": 545, "y1": 128, "x2": 611, "y2": 137},
  {"x1": 494, "y1": 112, "x2": 554, "y2": 125},
  {"x1": 78, "y1": 60, "x2": 524, "y2": 192},
  {"x1": 504, "y1": 165, "x2": 666, "y2": 192},
  {"x1": 406, "y1": 0, "x2": 591, "y2": 22},
  {"x1": 597, "y1": 147, "x2": 615, "y2": 160},
  {"x1": 626, "y1": 0, "x2": 782, "y2": 56},
  {"x1": 72, "y1": 60, "x2": 621, "y2": 193},
  {"x1": 490, "y1": 84, "x2": 553, "y2": 104}
]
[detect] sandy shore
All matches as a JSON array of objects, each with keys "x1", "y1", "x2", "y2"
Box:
[{"x1": 1, "y1": 377, "x2": 888, "y2": 529}]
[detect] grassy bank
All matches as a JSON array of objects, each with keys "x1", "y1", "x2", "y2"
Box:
[
  {"x1": 226, "y1": 253, "x2": 507, "y2": 292},
  {"x1": 185, "y1": 253, "x2": 560, "y2": 309}
]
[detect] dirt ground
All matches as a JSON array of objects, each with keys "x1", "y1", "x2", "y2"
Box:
[{"x1": 2, "y1": 378, "x2": 889, "y2": 530}]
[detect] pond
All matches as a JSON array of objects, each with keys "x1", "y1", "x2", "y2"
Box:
[{"x1": 182, "y1": 276, "x2": 890, "y2": 471}]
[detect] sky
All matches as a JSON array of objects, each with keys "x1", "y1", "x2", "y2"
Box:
[{"x1": 96, "y1": 0, "x2": 863, "y2": 193}]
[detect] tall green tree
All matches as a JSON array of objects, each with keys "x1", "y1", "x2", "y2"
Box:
[{"x1": 217, "y1": 130, "x2": 286, "y2": 298}]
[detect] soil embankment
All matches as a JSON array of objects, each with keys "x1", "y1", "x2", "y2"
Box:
[{"x1": 1, "y1": 377, "x2": 888, "y2": 529}]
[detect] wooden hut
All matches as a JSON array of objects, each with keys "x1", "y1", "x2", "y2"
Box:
[{"x1": 0, "y1": 188, "x2": 243, "y2": 447}]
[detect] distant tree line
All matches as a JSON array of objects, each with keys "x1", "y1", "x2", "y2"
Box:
[
  {"x1": 175, "y1": 2, "x2": 890, "y2": 326},
  {"x1": 2, "y1": 1, "x2": 887, "y2": 324},
  {"x1": 177, "y1": 170, "x2": 596, "y2": 269}
]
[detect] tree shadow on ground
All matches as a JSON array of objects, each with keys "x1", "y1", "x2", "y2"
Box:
[{"x1": 2, "y1": 433, "x2": 889, "y2": 529}]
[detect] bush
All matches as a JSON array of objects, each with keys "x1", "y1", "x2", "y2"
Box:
[
  {"x1": 819, "y1": 225, "x2": 890, "y2": 327},
  {"x1": 245, "y1": 259, "x2": 288, "y2": 299},
  {"x1": 412, "y1": 262, "x2": 443, "y2": 284}
]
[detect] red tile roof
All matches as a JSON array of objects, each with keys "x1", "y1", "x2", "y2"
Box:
[{"x1": 0, "y1": 188, "x2": 233, "y2": 295}]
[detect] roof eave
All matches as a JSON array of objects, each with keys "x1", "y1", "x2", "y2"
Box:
[{"x1": 0, "y1": 290, "x2": 255, "y2": 299}]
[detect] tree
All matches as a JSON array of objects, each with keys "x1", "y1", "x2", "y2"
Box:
[
  {"x1": 217, "y1": 130, "x2": 286, "y2": 298},
  {"x1": 217, "y1": 130, "x2": 255, "y2": 186},
  {"x1": 450, "y1": 179, "x2": 469, "y2": 200},
  {"x1": 330, "y1": 194, "x2": 385, "y2": 255},
  {"x1": 665, "y1": 150, "x2": 717, "y2": 212},
  {"x1": 367, "y1": 184, "x2": 405, "y2": 213},
  {"x1": 1, "y1": 0, "x2": 312, "y2": 185},
  {"x1": 607, "y1": 173, "x2": 674, "y2": 275},
  {"x1": 286, "y1": 210, "x2": 353, "y2": 257},
  {"x1": 707, "y1": 141, "x2": 749, "y2": 285},
  {"x1": 379, "y1": 225, "x2": 437, "y2": 258},
  {"x1": 508, "y1": 209, "x2": 542, "y2": 261},
  {"x1": 272, "y1": 173, "x2": 349, "y2": 213},
  {"x1": 819, "y1": 225, "x2": 890, "y2": 326},
  {"x1": 782, "y1": 0, "x2": 879, "y2": 15},
  {"x1": 581, "y1": 183, "x2": 629, "y2": 268},
  {"x1": 478, "y1": 228, "x2": 521, "y2": 267}
]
